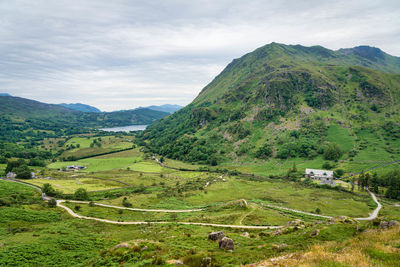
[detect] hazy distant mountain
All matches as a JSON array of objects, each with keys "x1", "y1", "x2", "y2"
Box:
[
  {"x1": 0, "y1": 96, "x2": 169, "y2": 142},
  {"x1": 143, "y1": 104, "x2": 183, "y2": 114},
  {"x1": 0, "y1": 93, "x2": 11, "y2": 96},
  {"x1": 59, "y1": 103, "x2": 101, "y2": 113}
]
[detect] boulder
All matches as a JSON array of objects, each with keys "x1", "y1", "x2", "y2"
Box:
[
  {"x1": 273, "y1": 243, "x2": 288, "y2": 251},
  {"x1": 219, "y1": 237, "x2": 234, "y2": 250},
  {"x1": 328, "y1": 216, "x2": 355, "y2": 224},
  {"x1": 167, "y1": 259, "x2": 183, "y2": 266},
  {"x1": 286, "y1": 219, "x2": 305, "y2": 229},
  {"x1": 310, "y1": 229, "x2": 320, "y2": 237},
  {"x1": 114, "y1": 242, "x2": 131, "y2": 248},
  {"x1": 208, "y1": 231, "x2": 225, "y2": 241}
]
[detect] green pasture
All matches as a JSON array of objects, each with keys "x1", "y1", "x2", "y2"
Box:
[
  {"x1": 231, "y1": 156, "x2": 326, "y2": 177},
  {"x1": 28, "y1": 178, "x2": 124, "y2": 194},
  {"x1": 48, "y1": 149, "x2": 142, "y2": 172},
  {"x1": 61, "y1": 136, "x2": 134, "y2": 158},
  {"x1": 100, "y1": 175, "x2": 373, "y2": 218},
  {"x1": 64, "y1": 201, "x2": 314, "y2": 226},
  {"x1": 326, "y1": 124, "x2": 354, "y2": 153},
  {"x1": 0, "y1": 164, "x2": 6, "y2": 174}
]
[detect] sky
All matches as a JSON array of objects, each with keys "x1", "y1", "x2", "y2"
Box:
[{"x1": 0, "y1": 0, "x2": 399, "y2": 111}]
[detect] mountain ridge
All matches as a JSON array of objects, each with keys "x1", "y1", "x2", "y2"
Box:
[
  {"x1": 139, "y1": 43, "x2": 400, "y2": 165},
  {"x1": 0, "y1": 96, "x2": 169, "y2": 142},
  {"x1": 59, "y1": 103, "x2": 101, "y2": 113}
]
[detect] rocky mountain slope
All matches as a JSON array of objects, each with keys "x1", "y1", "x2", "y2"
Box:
[{"x1": 139, "y1": 43, "x2": 400, "y2": 165}]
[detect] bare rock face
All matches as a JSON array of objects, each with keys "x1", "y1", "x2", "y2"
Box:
[
  {"x1": 208, "y1": 231, "x2": 225, "y2": 241},
  {"x1": 219, "y1": 237, "x2": 234, "y2": 250}
]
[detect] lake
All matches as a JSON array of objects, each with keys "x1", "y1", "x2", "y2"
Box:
[{"x1": 99, "y1": 125, "x2": 148, "y2": 132}]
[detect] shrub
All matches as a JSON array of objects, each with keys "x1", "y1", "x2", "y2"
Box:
[
  {"x1": 323, "y1": 142, "x2": 342, "y2": 161},
  {"x1": 73, "y1": 188, "x2": 88, "y2": 201},
  {"x1": 48, "y1": 198, "x2": 57, "y2": 208},
  {"x1": 42, "y1": 183, "x2": 57, "y2": 197},
  {"x1": 256, "y1": 143, "x2": 273, "y2": 159},
  {"x1": 122, "y1": 197, "x2": 132, "y2": 207}
]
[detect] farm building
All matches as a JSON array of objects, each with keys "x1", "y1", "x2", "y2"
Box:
[
  {"x1": 66, "y1": 165, "x2": 86, "y2": 170},
  {"x1": 6, "y1": 172, "x2": 16, "y2": 179},
  {"x1": 305, "y1": 168, "x2": 335, "y2": 186}
]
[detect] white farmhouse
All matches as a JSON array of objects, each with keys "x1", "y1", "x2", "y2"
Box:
[{"x1": 305, "y1": 168, "x2": 335, "y2": 186}]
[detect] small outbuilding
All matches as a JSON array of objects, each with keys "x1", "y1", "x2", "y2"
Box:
[
  {"x1": 6, "y1": 172, "x2": 16, "y2": 179},
  {"x1": 305, "y1": 168, "x2": 335, "y2": 186}
]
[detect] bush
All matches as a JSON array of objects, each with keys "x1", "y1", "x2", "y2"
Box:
[
  {"x1": 122, "y1": 197, "x2": 132, "y2": 207},
  {"x1": 323, "y1": 142, "x2": 342, "y2": 161},
  {"x1": 48, "y1": 198, "x2": 57, "y2": 208},
  {"x1": 322, "y1": 162, "x2": 333, "y2": 169},
  {"x1": 256, "y1": 143, "x2": 273, "y2": 159},
  {"x1": 334, "y1": 169, "x2": 345, "y2": 177},
  {"x1": 42, "y1": 183, "x2": 57, "y2": 197},
  {"x1": 73, "y1": 188, "x2": 88, "y2": 201}
]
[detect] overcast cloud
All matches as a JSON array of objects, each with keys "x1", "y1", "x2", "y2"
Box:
[{"x1": 0, "y1": 0, "x2": 399, "y2": 111}]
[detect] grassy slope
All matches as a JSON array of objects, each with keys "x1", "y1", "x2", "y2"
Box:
[{"x1": 140, "y1": 43, "x2": 400, "y2": 178}]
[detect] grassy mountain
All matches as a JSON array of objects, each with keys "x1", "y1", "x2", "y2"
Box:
[
  {"x1": 59, "y1": 103, "x2": 101, "y2": 112},
  {"x1": 0, "y1": 96, "x2": 169, "y2": 142},
  {"x1": 139, "y1": 43, "x2": 400, "y2": 166},
  {"x1": 144, "y1": 104, "x2": 183, "y2": 114}
]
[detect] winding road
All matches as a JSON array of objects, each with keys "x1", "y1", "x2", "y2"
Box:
[{"x1": 2, "y1": 178, "x2": 383, "y2": 229}]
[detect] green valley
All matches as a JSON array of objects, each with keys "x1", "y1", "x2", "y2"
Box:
[{"x1": 1, "y1": 43, "x2": 400, "y2": 267}]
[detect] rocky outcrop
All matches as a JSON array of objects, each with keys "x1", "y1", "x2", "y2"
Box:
[
  {"x1": 328, "y1": 216, "x2": 356, "y2": 224},
  {"x1": 380, "y1": 220, "x2": 399, "y2": 229},
  {"x1": 273, "y1": 243, "x2": 288, "y2": 251},
  {"x1": 114, "y1": 242, "x2": 131, "y2": 248},
  {"x1": 219, "y1": 237, "x2": 234, "y2": 250},
  {"x1": 208, "y1": 231, "x2": 225, "y2": 241},
  {"x1": 286, "y1": 219, "x2": 306, "y2": 229}
]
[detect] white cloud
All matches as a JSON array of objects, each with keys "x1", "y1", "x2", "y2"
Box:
[{"x1": 0, "y1": 0, "x2": 399, "y2": 111}]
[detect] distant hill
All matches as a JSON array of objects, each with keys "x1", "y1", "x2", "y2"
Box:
[
  {"x1": 139, "y1": 43, "x2": 400, "y2": 165},
  {"x1": 59, "y1": 103, "x2": 101, "y2": 113},
  {"x1": 0, "y1": 96, "x2": 169, "y2": 142},
  {"x1": 0, "y1": 93, "x2": 11, "y2": 96},
  {"x1": 142, "y1": 104, "x2": 183, "y2": 114}
]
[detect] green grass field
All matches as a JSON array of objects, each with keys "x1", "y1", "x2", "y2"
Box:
[
  {"x1": 326, "y1": 124, "x2": 354, "y2": 153},
  {"x1": 48, "y1": 149, "x2": 142, "y2": 172},
  {"x1": 61, "y1": 136, "x2": 134, "y2": 159},
  {"x1": 98, "y1": 175, "x2": 372, "y2": 218},
  {"x1": 0, "y1": 178, "x2": 377, "y2": 267},
  {"x1": 0, "y1": 164, "x2": 6, "y2": 174},
  {"x1": 28, "y1": 177, "x2": 124, "y2": 194}
]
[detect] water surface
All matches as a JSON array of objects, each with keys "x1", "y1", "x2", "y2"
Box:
[{"x1": 99, "y1": 125, "x2": 148, "y2": 132}]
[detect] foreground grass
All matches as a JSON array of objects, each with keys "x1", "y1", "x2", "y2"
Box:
[{"x1": 250, "y1": 225, "x2": 400, "y2": 267}]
